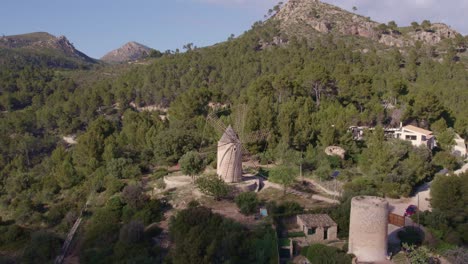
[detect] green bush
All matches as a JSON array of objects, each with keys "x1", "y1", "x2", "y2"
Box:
[
  {"x1": 195, "y1": 174, "x2": 230, "y2": 200},
  {"x1": 398, "y1": 226, "x2": 424, "y2": 246},
  {"x1": 22, "y1": 231, "x2": 62, "y2": 264},
  {"x1": 235, "y1": 192, "x2": 258, "y2": 215},
  {"x1": 152, "y1": 168, "x2": 169, "y2": 179},
  {"x1": 0, "y1": 224, "x2": 26, "y2": 246},
  {"x1": 305, "y1": 244, "x2": 353, "y2": 264}
]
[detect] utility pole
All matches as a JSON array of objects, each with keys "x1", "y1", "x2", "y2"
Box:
[
  {"x1": 417, "y1": 193, "x2": 420, "y2": 228},
  {"x1": 300, "y1": 149, "x2": 303, "y2": 183}
]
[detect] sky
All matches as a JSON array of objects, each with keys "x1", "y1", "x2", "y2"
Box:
[{"x1": 1, "y1": 0, "x2": 467, "y2": 59}]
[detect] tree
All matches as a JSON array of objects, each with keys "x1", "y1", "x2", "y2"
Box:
[
  {"x1": 403, "y1": 243, "x2": 431, "y2": 264},
  {"x1": 179, "y1": 151, "x2": 205, "y2": 180},
  {"x1": 235, "y1": 192, "x2": 258, "y2": 215},
  {"x1": 388, "y1": 21, "x2": 398, "y2": 33},
  {"x1": 301, "y1": 63, "x2": 331, "y2": 107},
  {"x1": 411, "y1": 21, "x2": 420, "y2": 31},
  {"x1": 436, "y1": 128, "x2": 456, "y2": 151},
  {"x1": 167, "y1": 87, "x2": 212, "y2": 121},
  {"x1": 431, "y1": 174, "x2": 466, "y2": 220},
  {"x1": 352, "y1": 6, "x2": 357, "y2": 12},
  {"x1": 121, "y1": 184, "x2": 148, "y2": 209},
  {"x1": 375, "y1": 23, "x2": 389, "y2": 34},
  {"x1": 195, "y1": 174, "x2": 230, "y2": 200},
  {"x1": 22, "y1": 231, "x2": 62, "y2": 264},
  {"x1": 168, "y1": 206, "x2": 278, "y2": 264},
  {"x1": 421, "y1": 20, "x2": 432, "y2": 31},
  {"x1": 118, "y1": 220, "x2": 145, "y2": 244},
  {"x1": 269, "y1": 166, "x2": 298, "y2": 194},
  {"x1": 304, "y1": 244, "x2": 352, "y2": 264}
]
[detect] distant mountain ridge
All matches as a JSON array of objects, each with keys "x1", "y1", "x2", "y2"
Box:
[
  {"x1": 274, "y1": 0, "x2": 462, "y2": 47},
  {"x1": 101, "y1": 41, "x2": 153, "y2": 63},
  {"x1": 0, "y1": 32, "x2": 94, "y2": 62}
]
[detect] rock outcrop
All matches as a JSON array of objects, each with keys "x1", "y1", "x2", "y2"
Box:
[
  {"x1": 274, "y1": 0, "x2": 461, "y2": 48},
  {"x1": 0, "y1": 32, "x2": 93, "y2": 62},
  {"x1": 101, "y1": 41, "x2": 153, "y2": 63}
]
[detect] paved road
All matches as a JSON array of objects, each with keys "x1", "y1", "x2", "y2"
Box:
[{"x1": 387, "y1": 182, "x2": 432, "y2": 216}]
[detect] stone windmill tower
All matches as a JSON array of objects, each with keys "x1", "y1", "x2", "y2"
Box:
[
  {"x1": 217, "y1": 125, "x2": 243, "y2": 183},
  {"x1": 205, "y1": 104, "x2": 268, "y2": 183}
]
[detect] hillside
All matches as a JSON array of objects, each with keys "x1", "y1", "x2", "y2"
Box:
[
  {"x1": 0, "y1": 1, "x2": 467, "y2": 263},
  {"x1": 0, "y1": 32, "x2": 95, "y2": 63},
  {"x1": 274, "y1": 0, "x2": 462, "y2": 48},
  {"x1": 101, "y1": 41, "x2": 153, "y2": 63}
]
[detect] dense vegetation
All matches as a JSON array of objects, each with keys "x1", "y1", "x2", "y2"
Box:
[
  {"x1": 414, "y1": 172, "x2": 468, "y2": 250},
  {"x1": 168, "y1": 205, "x2": 278, "y2": 264},
  {"x1": 0, "y1": 12, "x2": 467, "y2": 261},
  {"x1": 301, "y1": 244, "x2": 353, "y2": 264}
]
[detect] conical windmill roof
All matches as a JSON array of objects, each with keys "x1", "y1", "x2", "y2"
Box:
[{"x1": 219, "y1": 125, "x2": 240, "y2": 144}]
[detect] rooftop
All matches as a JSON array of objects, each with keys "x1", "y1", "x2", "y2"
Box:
[
  {"x1": 297, "y1": 214, "x2": 337, "y2": 228},
  {"x1": 403, "y1": 125, "x2": 433, "y2": 135},
  {"x1": 219, "y1": 125, "x2": 240, "y2": 144}
]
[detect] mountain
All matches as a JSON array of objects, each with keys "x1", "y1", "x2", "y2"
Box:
[
  {"x1": 274, "y1": 0, "x2": 462, "y2": 48},
  {"x1": 101, "y1": 41, "x2": 153, "y2": 63},
  {"x1": 0, "y1": 32, "x2": 94, "y2": 63}
]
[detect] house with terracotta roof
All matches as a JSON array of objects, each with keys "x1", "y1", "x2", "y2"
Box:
[
  {"x1": 296, "y1": 214, "x2": 337, "y2": 242},
  {"x1": 395, "y1": 125, "x2": 436, "y2": 149}
]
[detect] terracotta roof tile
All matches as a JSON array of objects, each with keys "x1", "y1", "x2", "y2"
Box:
[
  {"x1": 403, "y1": 125, "x2": 433, "y2": 136},
  {"x1": 297, "y1": 214, "x2": 337, "y2": 227}
]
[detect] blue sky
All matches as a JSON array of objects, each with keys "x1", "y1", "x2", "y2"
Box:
[{"x1": 2, "y1": 0, "x2": 467, "y2": 59}]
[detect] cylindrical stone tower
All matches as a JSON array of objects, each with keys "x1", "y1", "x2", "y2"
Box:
[
  {"x1": 348, "y1": 196, "x2": 389, "y2": 262},
  {"x1": 216, "y1": 125, "x2": 242, "y2": 183}
]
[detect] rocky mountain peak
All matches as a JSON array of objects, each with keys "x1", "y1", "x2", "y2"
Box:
[
  {"x1": 101, "y1": 41, "x2": 153, "y2": 63},
  {"x1": 274, "y1": 0, "x2": 461, "y2": 48},
  {"x1": 0, "y1": 32, "x2": 93, "y2": 62}
]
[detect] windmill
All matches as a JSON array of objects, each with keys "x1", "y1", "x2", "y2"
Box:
[{"x1": 205, "y1": 104, "x2": 268, "y2": 183}]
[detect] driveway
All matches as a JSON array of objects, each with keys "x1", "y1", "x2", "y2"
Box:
[{"x1": 387, "y1": 182, "x2": 432, "y2": 216}]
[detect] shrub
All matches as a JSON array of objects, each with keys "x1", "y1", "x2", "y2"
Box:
[
  {"x1": 121, "y1": 184, "x2": 148, "y2": 209},
  {"x1": 195, "y1": 174, "x2": 230, "y2": 200},
  {"x1": 152, "y1": 168, "x2": 169, "y2": 179},
  {"x1": 235, "y1": 192, "x2": 258, "y2": 215},
  {"x1": 398, "y1": 226, "x2": 424, "y2": 246},
  {"x1": 22, "y1": 231, "x2": 62, "y2": 264},
  {"x1": 155, "y1": 179, "x2": 166, "y2": 190},
  {"x1": 144, "y1": 225, "x2": 162, "y2": 239},
  {"x1": 305, "y1": 244, "x2": 353, "y2": 264},
  {"x1": 0, "y1": 224, "x2": 26, "y2": 246},
  {"x1": 188, "y1": 200, "x2": 200, "y2": 208},
  {"x1": 119, "y1": 220, "x2": 145, "y2": 244}
]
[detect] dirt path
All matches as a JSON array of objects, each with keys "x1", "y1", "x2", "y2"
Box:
[
  {"x1": 262, "y1": 181, "x2": 339, "y2": 204},
  {"x1": 455, "y1": 162, "x2": 468, "y2": 175}
]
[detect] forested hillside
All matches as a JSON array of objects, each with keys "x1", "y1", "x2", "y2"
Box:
[{"x1": 1, "y1": 3, "x2": 468, "y2": 262}]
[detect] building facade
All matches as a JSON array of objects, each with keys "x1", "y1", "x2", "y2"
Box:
[
  {"x1": 394, "y1": 125, "x2": 436, "y2": 149},
  {"x1": 296, "y1": 214, "x2": 337, "y2": 242}
]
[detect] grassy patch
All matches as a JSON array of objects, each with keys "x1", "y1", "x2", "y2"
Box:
[{"x1": 258, "y1": 187, "x2": 331, "y2": 210}]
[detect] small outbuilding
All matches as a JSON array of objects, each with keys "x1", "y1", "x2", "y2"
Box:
[{"x1": 297, "y1": 214, "x2": 337, "y2": 242}]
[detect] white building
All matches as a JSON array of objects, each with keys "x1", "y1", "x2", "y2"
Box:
[{"x1": 395, "y1": 125, "x2": 436, "y2": 149}]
